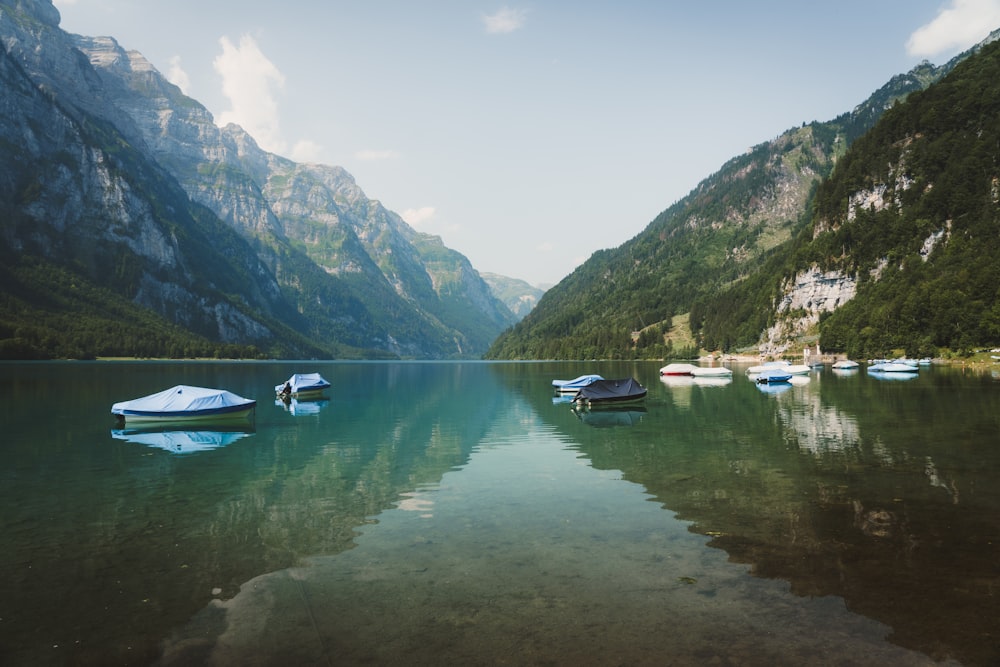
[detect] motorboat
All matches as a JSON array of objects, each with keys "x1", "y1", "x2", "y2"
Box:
[
  {"x1": 690, "y1": 366, "x2": 733, "y2": 378},
  {"x1": 659, "y1": 363, "x2": 698, "y2": 376},
  {"x1": 756, "y1": 368, "x2": 792, "y2": 384},
  {"x1": 552, "y1": 374, "x2": 603, "y2": 393},
  {"x1": 746, "y1": 360, "x2": 810, "y2": 375},
  {"x1": 275, "y1": 372, "x2": 331, "y2": 398},
  {"x1": 869, "y1": 361, "x2": 919, "y2": 373},
  {"x1": 111, "y1": 385, "x2": 256, "y2": 424},
  {"x1": 832, "y1": 360, "x2": 860, "y2": 370},
  {"x1": 572, "y1": 378, "x2": 647, "y2": 406},
  {"x1": 746, "y1": 360, "x2": 791, "y2": 374}
]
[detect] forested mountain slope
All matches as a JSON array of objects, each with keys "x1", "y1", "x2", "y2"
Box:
[{"x1": 486, "y1": 38, "x2": 988, "y2": 360}]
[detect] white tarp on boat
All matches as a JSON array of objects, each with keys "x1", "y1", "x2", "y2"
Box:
[
  {"x1": 111, "y1": 385, "x2": 255, "y2": 417},
  {"x1": 275, "y1": 373, "x2": 331, "y2": 394}
]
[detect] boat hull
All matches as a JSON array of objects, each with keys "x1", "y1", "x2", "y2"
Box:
[
  {"x1": 113, "y1": 405, "x2": 256, "y2": 425},
  {"x1": 572, "y1": 378, "x2": 647, "y2": 406}
]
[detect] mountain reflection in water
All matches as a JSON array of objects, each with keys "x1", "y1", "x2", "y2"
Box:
[{"x1": 1, "y1": 361, "x2": 997, "y2": 666}]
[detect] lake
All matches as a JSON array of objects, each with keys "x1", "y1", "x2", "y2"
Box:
[{"x1": 1, "y1": 360, "x2": 998, "y2": 666}]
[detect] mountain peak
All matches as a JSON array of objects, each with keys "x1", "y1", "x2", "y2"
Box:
[{"x1": 1, "y1": 0, "x2": 60, "y2": 29}]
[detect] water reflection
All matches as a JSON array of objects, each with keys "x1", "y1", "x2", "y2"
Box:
[
  {"x1": 111, "y1": 425, "x2": 255, "y2": 454},
  {"x1": 2, "y1": 362, "x2": 998, "y2": 666},
  {"x1": 273, "y1": 396, "x2": 330, "y2": 416},
  {"x1": 523, "y1": 364, "x2": 999, "y2": 666},
  {"x1": 573, "y1": 405, "x2": 647, "y2": 427}
]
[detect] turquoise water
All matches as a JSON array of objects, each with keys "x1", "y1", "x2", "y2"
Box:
[{"x1": 1, "y1": 360, "x2": 998, "y2": 666}]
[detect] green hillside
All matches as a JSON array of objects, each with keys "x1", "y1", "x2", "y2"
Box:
[{"x1": 486, "y1": 41, "x2": 994, "y2": 361}]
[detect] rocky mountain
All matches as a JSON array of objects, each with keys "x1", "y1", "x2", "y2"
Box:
[
  {"x1": 487, "y1": 32, "x2": 997, "y2": 361},
  {"x1": 0, "y1": 0, "x2": 516, "y2": 359},
  {"x1": 480, "y1": 273, "x2": 546, "y2": 320}
]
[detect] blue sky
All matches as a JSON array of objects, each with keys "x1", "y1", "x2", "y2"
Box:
[{"x1": 53, "y1": 1, "x2": 1000, "y2": 287}]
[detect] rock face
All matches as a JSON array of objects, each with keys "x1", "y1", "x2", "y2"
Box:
[
  {"x1": 760, "y1": 267, "x2": 857, "y2": 356},
  {"x1": 0, "y1": 0, "x2": 515, "y2": 358}
]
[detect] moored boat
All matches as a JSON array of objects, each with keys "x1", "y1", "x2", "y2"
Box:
[
  {"x1": 275, "y1": 372, "x2": 331, "y2": 398},
  {"x1": 746, "y1": 360, "x2": 791, "y2": 374},
  {"x1": 659, "y1": 363, "x2": 698, "y2": 376},
  {"x1": 832, "y1": 359, "x2": 860, "y2": 370},
  {"x1": 573, "y1": 377, "x2": 647, "y2": 406},
  {"x1": 691, "y1": 366, "x2": 733, "y2": 378},
  {"x1": 869, "y1": 361, "x2": 919, "y2": 373},
  {"x1": 111, "y1": 385, "x2": 256, "y2": 425},
  {"x1": 756, "y1": 369, "x2": 792, "y2": 384},
  {"x1": 552, "y1": 374, "x2": 604, "y2": 393}
]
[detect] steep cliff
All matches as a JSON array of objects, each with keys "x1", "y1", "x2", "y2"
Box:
[{"x1": 0, "y1": 0, "x2": 515, "y2": 358}]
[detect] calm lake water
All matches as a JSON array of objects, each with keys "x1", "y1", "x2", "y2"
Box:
[{"x1": 1, "y1": 360, "x2": 999, "y2": 666}]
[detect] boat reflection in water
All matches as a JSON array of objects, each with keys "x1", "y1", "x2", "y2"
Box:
[
  {"x1": 274, "y1": 397, "x2": 330, "y2": 416},
  {"x1": 110, "y1": 425, "x2": 255, "y2": 455},
  {"x1": 573, "y1": 405, "x2": 647, "y2": 427}
]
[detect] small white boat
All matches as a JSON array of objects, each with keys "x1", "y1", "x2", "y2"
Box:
[
  {"x1": 832, "y1": 360, "x2": 860, "y2": 370},
  {"x1": 691, "y1": 366, "x2": 733, "y2": 378},
  {"x1": 660, "y1": 363, "x2": 699, "y2": 376},
  {"x1": 276, "y1": 372, "x2": 331, "y2": 398},
  {"x1": 756, "y1": 369, "x2": 792, "y2": 384},
  {"x1": 784, "y1": 364, "x2": 813, "y2": 375},
  {"x1": 111, "y1": 385, "x2": 256, "y2": 424},
  {"x1": 746, "y1": 360, "x2": 791, "y2": 374},
  {"x1": 869, "y1": 361, "x2": 919, "y2": 373}
]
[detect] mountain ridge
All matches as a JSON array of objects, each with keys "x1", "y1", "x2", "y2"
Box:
[
  {"x1": 486, "y1": 31, "x2": 998, "y2": 360},
  {"x1": 0, "y1": 0, "x2": 522, "y2": 359}
]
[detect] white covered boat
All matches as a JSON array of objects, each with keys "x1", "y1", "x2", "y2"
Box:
[
  {"x1": 690, "y1": 366, "x2": 733, "y2": 378},
  {"x1": 832, "y1": 360, "x2": 860, "y2": 370},
  {"x1": 746, "y1": 360, "x2": 791, "y2": 374},
  {"x1": 869, "y1": 361, "x2": 919, "y2": 373},
  {"x1": 747, "y1": 360, "x2": 810, "y2": 375},
  {"x1": 111, "y1": 385, "x2": 256, "y2": 424},
  {"x1": 659, "y1": 363, "x2": 699, "y2": 376},
  {"x1": 276, "y1": 372, "x2": 331, "y2": 398}
]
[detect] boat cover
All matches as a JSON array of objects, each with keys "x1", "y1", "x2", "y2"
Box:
[
  {"x1": 757, "y1": 369, "x2": 792, "y2": 383},
  {"x1": 552, "y1": 374, "x2": 603, "y2": 389},
  {"x1": 275, "y1": 372, "x2": 331, "y2": 393},
  {"x1": 111, "y1": 385, "x2": 255, "y2": 416},
  {"x1": 574, "y1": 377, "x2": 647, "y2": 403}
]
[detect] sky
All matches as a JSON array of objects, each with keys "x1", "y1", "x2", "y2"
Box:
[{"x1": 52, "y1": 0, "x2": 1000, "y2": 287}]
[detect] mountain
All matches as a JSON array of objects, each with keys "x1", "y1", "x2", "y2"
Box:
[
  {"x1": 486, "y1": 33, "x2": 996, "y2": 361},
  {"x1": 480, "y1": 273, "x2": 546, "y2": 320},
  {"x1": 0, "y1": 0, "x2": 516, "y2": 360}
]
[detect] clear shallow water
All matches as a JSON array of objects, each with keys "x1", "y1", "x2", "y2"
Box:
[{"x1": 1, "y1": 360, "x2": 998, "y2": 666}]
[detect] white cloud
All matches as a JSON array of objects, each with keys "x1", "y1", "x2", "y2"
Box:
[
  {"x1": 355, "y1": 149, "x2": 400, "y2": 161},
  {"x1": 401, "y1": 206, "x2": 436, "y2": 227},
  {"x1": 906, "y1": 0, "x2": 1000, "y2": 57},
  {"x1": 213, "y1": 34, "x2": 287, "y2": 154},
  {"x1": 166, "y1": 55, "x2": 191, "y2": 95},
  {"x1": 291, "y1": 139, "x2": 324, "y2": 164},
  {"x1": 482, "y1": 7, "x2": 527, "y2": 34}
]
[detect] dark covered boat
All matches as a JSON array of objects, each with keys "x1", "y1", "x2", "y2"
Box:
[{"x1": 572, "y1": 377, "x2": 647, "y2": 406}]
